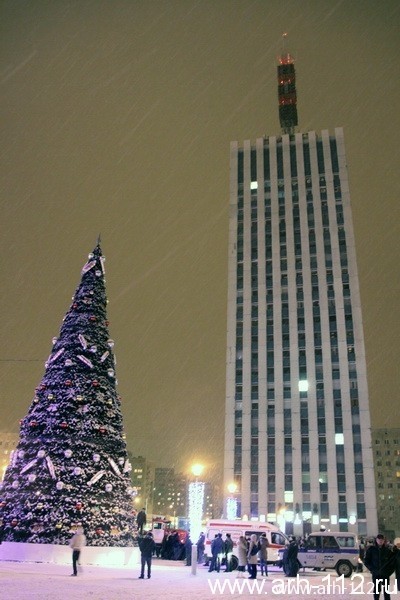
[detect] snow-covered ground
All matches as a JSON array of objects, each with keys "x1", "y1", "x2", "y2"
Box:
[{"x1": 1, "y1": 558, "x2": 397, "y2": 599}]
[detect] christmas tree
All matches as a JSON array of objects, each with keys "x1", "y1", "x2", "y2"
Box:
[{"x1": 0, "y1": 242, "x2": 135, "y2": 546}]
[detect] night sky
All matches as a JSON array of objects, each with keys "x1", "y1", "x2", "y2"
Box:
[{"x1": 1, "y1": 0, "x2": 399, "y2": 479}]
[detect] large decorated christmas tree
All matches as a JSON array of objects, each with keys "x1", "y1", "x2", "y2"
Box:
[{"x1": 0, "y1": 242, "x2": 135, "y2": 546}]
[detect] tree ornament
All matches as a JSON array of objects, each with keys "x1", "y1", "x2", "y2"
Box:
[
  {"x1": 95, "y1": 527, "x2": 104, "y2": 535},
  {"x1": 95, "y1": 270, "x2": 102, "y2": 277},
  {"x1": 65, "y1": 359, "x2": 73, "y2": 367},
  {"x1": 89, "y1": 315, "x2": 96, "y2": 322},
  {"x1": 33, "y1": 397, "x2": 39, "y2": 404},
  {"x1": 18, "y1": 450, "x2": 25, "y2": 459},
  {"x1": 76, "y1": 395, "x2": 84, "y2": 402},
  {"x1": 100, "y1": 351, "x2": 109, "y2": 363},
  {"x1": 60, "y1": 421, "x2": 68, "y2": 429},
  {"x1": 46, "y1": 455, "x2": 56, "y2": 479},
  {"x1": 73, "y1": 467, "x2": 82, "y2": 476},
  {"x1": 48, "y1": 348, "x2": 65, "y2": 364},
  {"x1": 52, "y1": 337, "x2": 58, "y2": 345},
  {"x1": 12, "y1": 480, "x2": 19, "y2": 489},
  {"x1": 29, "y1": 420, "x2": 38, "y2": 427},
  {"x1": 56, "y1": 522, "x2": 62, "y2": 529},
  {"x1": 37, "y1": 450, "x2": 45, "y2": 458},
  {"x1": 78, "y1": 334, "x2": 87, "y2": 349},
  {"x1": 56, "y1": 481, "x2": 64, "y2": 490},
  {"x1": 36, "y1": 503, "x2": 44, "y2": 510},
  {"x1": 107, "y1": 339, "x2": 115, "y2": 348},
  {"x1": 87, "y1": 470, "x2": 106, "y2": 486},
  {"x1": 11, "y1": 518, "x2": 18, "y2": 527},
  {"x1": 81, "y1": 259, "x2": 96, "y2": 274},
  {"x1": 64, "y1": 449, "x2": 73, "y2": 458},
  {"x1": 28, "y1": 474, "x2": 36, "y2": 483},
  {"x1": 107, "y1": 368, "x2": 115, "y2": 377},
  {"x1": 105, "y1": 483, "x2": 113, "y2": 492},
  {"x1": 75, "y1": 501, "x2": 83, "y2": 510},
  {"x1": 65, "y1": 380, "x2": 72, "y2": 386},
  {"x1": 99, "y1": 426, "x2": 107, "y2": 434},
  {"x1": 108, "y1": 457, "x2": 121, "y2": 477},
  {"x1": 123, "y1": 459, "x2": 132, "y2": 473},
  {"x1": 78, "y1": 355, "x2": 93, "y2": 368},
  {"x1": 93, "y1": 454, "x2": 100, "y2": 462},
  {"x1": 92, "y1": 380, "x2": 99, "y2": 387},
  {"x1": 89, "y1": 345, "x2": 97, "y2": 353}
]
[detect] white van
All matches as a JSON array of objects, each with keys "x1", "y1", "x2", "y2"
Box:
[
  {"x1": 204, "y1": 519, "x2": 288, "y2": 569},
  {"x1": 279, "y1": 531, "x2": 360, "y2": 577}
]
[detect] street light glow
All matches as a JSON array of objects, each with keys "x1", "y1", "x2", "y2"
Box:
[{"x1": 191, "y1": 463, "x2": 204, "y2": 478}]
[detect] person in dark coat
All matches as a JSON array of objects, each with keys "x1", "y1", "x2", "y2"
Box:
[
  {"x1": 394, "y1": 538, "x2": 400, "y2": 592},
  {"x1": 387, "y1": 537, "x2": 400, "y2": 593},
  {"x1": 224, "y1": 533, "x2": 234, "y2": 572},
  {"x1": 258, "y1": 532, "x2": 269, "y2": 576},
  {"x1": 282, "y1": 537, "x2": 299, "y2": 577},
  {"x1": 364, "y1": 534, "x2": 393, "y2": 600},
  {"x1": 208, "y1": 533, "x2": 224, "y2": 573},
  {"x1": 196, "y1": 532, "x2": 205, "y2": 564},
  {"x1": 247, "y1": 534, "x2": 259, "y2": 579},
  {"x1": 136, "y1": 508, "x2": 147, "y2": 535},
  {"x1": 185, "y1": 533, "x2": 193, "y2": 566},
  {"x1": 138, "y1": 531, "x2": 156, "y2": 579}
]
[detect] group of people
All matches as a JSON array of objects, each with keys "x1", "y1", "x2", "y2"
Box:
[
  {"x1": 207, "y1": 532, "x2": 269, "y2": 579},
  {"x1": 67, "y1": 522, "x2": 400, "y2": 594}
]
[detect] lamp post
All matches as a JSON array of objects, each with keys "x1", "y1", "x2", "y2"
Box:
[
  {"x1": 226, "y1": 482, "x2": 238, "y2": 520},
  {"x1": 188, "y1": 463, "x2": 205, "y2": 545}
]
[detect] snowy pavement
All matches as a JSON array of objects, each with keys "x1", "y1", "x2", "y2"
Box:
[{"x1": 1, "y1": 559, "x2": 397, "y2": 599}]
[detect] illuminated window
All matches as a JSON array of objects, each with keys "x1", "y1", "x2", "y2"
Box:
[{"x1": 298, "y1": 380, "x2": 308, "y2": 392}]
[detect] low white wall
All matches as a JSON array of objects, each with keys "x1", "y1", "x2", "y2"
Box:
[{"x1": 0, "y1": 542, "x2": 140, "y2": 567}]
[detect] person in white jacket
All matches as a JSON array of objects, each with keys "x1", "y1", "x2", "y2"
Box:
[{"x1": 69, "y1": 526, "x2": 86, "y2": 576}]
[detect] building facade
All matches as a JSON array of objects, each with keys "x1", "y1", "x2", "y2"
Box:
[
  {"x1": 223, "y1": 128, "x2": 377, "y2": 536},
  {"x1": 372, "y1": 428, "x2": 400, "y2": 539},
  {"x1": 152, "y1": 467, "x2": 187, "y2": 523},
  {"x1": 129, "y1": 454, "x2": 155, "y2": 515}
]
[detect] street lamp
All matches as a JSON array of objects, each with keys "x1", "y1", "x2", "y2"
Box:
[
  {"x1": 226, "y1": 482, "x2": 238, "y2": 520},
  {"x1": 188, "y1": 463, "x2": 205, "y2": 544}
]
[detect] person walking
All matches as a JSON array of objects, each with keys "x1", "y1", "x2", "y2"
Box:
[
  {"x1": 136, "y1": 508, "x2": 147, "y2": 535},
  {"x1": 138, "y1": 531, "x2": 156, "y2": 579},
  {"x1": 247, "y1": 534, "x2": 259, "y2": 579},
  {"x1": 236, "y1": 535, "x2": 248, "y2": 578},
  {"x1": 69, "y1": 526, "x2": 86, "y2": 576},
  {"x1": 364, "y1": 534, "x2": 393, "y2": 600},
  {"x1": 258, "y1": 532, "x2": 269, "y2": 576}
]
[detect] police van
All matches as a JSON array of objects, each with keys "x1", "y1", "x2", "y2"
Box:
[
  {"x1": 204, "y1": 519, "x2": 288, "y2": 570},
  {"x1": 279, "y1": 531, "x2": 360, "y2": 577}
]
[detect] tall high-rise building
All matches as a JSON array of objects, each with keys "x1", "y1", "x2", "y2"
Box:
[{"x1": 223, "y1": 48, "x2": 377, "y2": 537}]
